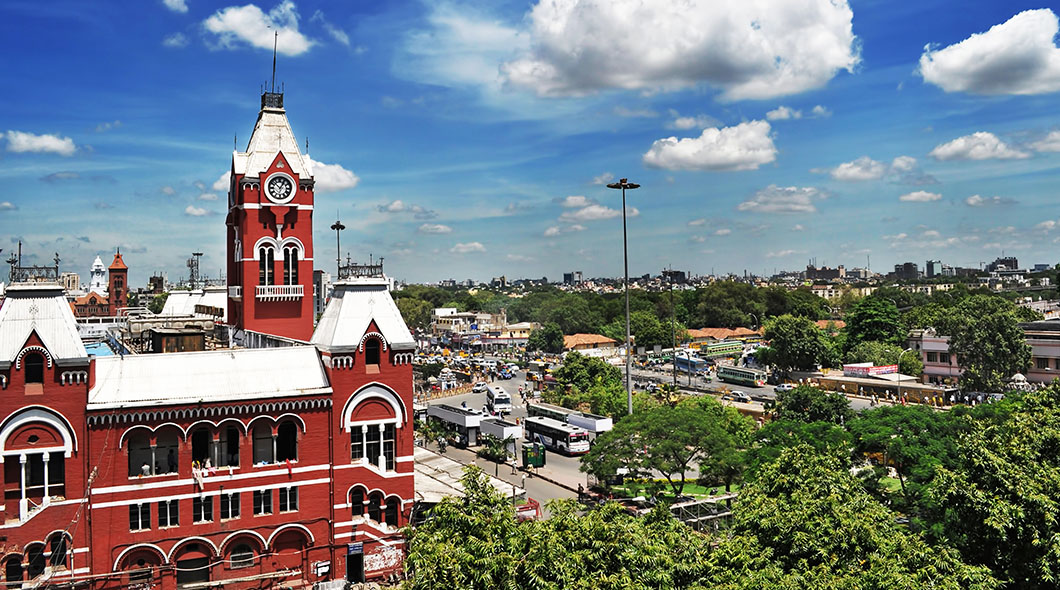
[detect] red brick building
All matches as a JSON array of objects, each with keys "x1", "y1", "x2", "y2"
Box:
[
  {"x1": 71, "y1": 251, "x2": 129, "y2": 319},
  {"x1": 0, "y1": 90, "x2": 416, "y2": 589}
]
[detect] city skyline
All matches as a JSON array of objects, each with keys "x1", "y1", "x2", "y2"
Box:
[{"x1": 4, "y1": 0, "x2": 1060, "y2": 286}]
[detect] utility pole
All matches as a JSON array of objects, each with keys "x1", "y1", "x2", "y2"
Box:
[{"x1": 607, "y1": 178, "x2": 640, "y2": 415}]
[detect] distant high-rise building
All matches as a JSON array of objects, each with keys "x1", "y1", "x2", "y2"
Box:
[
  {"x1": 563, "y1": 271, "x2": 583, "y2": 285},
  {"x1": 805, "y1": 265, "x2": 846, "y2": 280},
  {"x1": 893, "y1": 262, "x2": 919, "y2": 280},
  {"x1": 986, "y1": 256, "x2": 1019, "y2": 272},
  {"x1": 59, "y1": 271, "x2": 80, "y2": 292},
  {"x1": 925, "y1": 260, "x2": 942, "y2": 278},
  {"x1": 661, "y1": 269, "x2": 687, "y2": 284}
]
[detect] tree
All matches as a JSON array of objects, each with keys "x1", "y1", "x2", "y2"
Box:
[
  {"x1": 526, "y1": 322, "x2": 564, "y2": 354},
  {"x1": 846, "y1": 340, "x2": 924, "y2": 376},
  {"x1": 772, "y1": 385, "x2": 853, "y2": 425},
  {"x1": 147, "y1": 292, "x2": 169, "y2": 314},
  {"x1": 760, "y1": 314, "x2": 826, "y2": 374},
  {"x1": 581, "y1": 398, "x2": 745, "y2": 496},
  {"x1": 601, "y1": 310, "x2": 688, "y2": 351},
  {"x1": 844, "y1": 296, "x2": 903, "y2": 352},
  {"x1": 395, "y1": 297, "x2": 432, "y2": 331},
  {"x1": 707, "y1": 446, "x2": 998, "y2": 590},
  {"x1": 551, "y1": 351, "x2": 621, "y2": 392},
  {"x1": 746, "y1": 419, "x2": 852, "y2": 474},
  {"x1": 948, "y1": 301, "x2": 1031, "y2": 391}
]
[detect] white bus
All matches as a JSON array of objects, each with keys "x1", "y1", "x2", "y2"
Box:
[
  {"x1": 524, "y1": 416, "x2": 590, "y2": 455},
  {"x1": 486, "y1": 385, "x2": 513, "y2": 414}
]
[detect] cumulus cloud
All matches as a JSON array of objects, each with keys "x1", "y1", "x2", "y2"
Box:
[
  {"x1": 828, "y1": 156, "x2": 886, "y2": 180},
  {"x1": 306, "y1": 156, "x2": 359, "y2": 192},
  {"x1": 506, "y1": 253, "x2": 535, "y2": 262},
  {"x1": 667, "y1": 110, "x2": 719, "y2": 130},
  {"x1": 0, "y1": 202, "x2": 16, "y2": 211},
  {"x1": 814, "y1": 154, "x2": 937, "y2": 185},
  {"x1": 929, "y1": 131, "x2": 1029, "y2": 160},
  {"x1": 737, "y1": 185, "x2": 825, "y2": 214},
  {"x1": 1035, "y1": 220, "x2": 1058, "y2": 231},
  {"x1": 203, "y1": 0, "x2": 315, "y2": 56},
  {"x1": 965, "y1": 194, "x2": 1017, "y2": 207},
  {"x1": 766, "y1": 106, "x2": 802, "y2": 121},
  {"x1": 643, "y1": 120, "x2": 776, "y2": 171},
  {"x1": 811, "y1": 105, "x2": 832, "y2": 117},
  {"x1": 543, "y1": 224, "x2": 586, "y2": 237},
  {"x1": 919, "y1": 9, "x2": 1060, "y2": 95},
  {"x1": 501, "y1": 0, "x2": 859, "y2": 101},
  {"x1": 418, "y1": 223, "x2": 452, "y2": 234},
  {"x1": 559, "y1": 204, "x2": 638, "y2": 222},
  {"x1": 450, "y1": 242, "x2": 486, "y2": 254},
  {"x1": 377, "y1": 200, "x2": 437, "y2": 220},
  {"x1": 184, "y1": 205, "x2": 211, "y2": 216},
  {"x1": 1031, "y1": 130, "x2": 1060, "y2": 152},
  {"x1": 212, "y1": 171, "x2": 230, "y2": 192},
  {"x1": 5, "y1": 130, "x2": 77, "y2": 156},
  {"x1": 766, "y1": 249, "x2": 798, "y2": 258},
  {"x1": 162, "y1": 0, "x2": 188, "y2": 13},
  {"x1": 198, "y1": 193, "x2": 218, "y2": 201},
  {"x1": 94, "y1": 120, "x2": 121, "y2": 133},
  {"x1": 310, "y1": 10, "x2": 349, "y2": 46},
  {"x1": 163, "y1": 32, "x2": 189, "y2": 48},
  {"x1": 899, "y1": 190, "x2": 942, "y2": 202},
  {"x1": 687, "y1": 218, "x2": 706, "y2": 226},
  {"x1": 591, "y1": 172, "x2": 614, "y2": 185},
  {"x1": 544, "y1": 226, "x2": 561, "y2": 237},
  {"x1": 555, "y1": 195, "x2": 595, "y2": 208}
]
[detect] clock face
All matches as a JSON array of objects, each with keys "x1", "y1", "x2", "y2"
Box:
[{"x1": 266, "y1": 174, "x2": 294, "y2": 203}]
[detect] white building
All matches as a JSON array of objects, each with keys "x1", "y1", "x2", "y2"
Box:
[{"x1": 88, "y1": 255, "x2": 107, "y2": 294}]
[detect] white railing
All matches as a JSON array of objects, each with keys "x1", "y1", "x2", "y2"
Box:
[
  {"x1": 228, "y1": 286, "x2": 242, "y2": 299},
  {"x1": 255, "y1": 284, "x2": 304, "y2": 301}
]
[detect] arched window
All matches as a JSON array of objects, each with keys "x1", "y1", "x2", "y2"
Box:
[
  {"x1": 367, "y1": 492, "x2": 382, "y2": 522},
  {"x1": 384, "y1": 497, "x2": 399, "y2": 527},
  {"x1": 283, "y1": 246, "x2": 299, "y2": 285},
  {"x1": 365, "y1": 338, "x2": 381, "y2": 366},
  {"x1": 191, "y1": 428, "x2": 210, "y2": 466},
  {"x1": 252, "y1": 423, "x2": 273, "y2": 465},
  {"x1": 351, "y1": 488, "x2": 364, "y2": 516},
  {"x1": 276, "y1": 421, "x2": 297, "y2": 462},
  {"x1": 48, "y1": 536, "x2": 67, "y2": 569},
  {"x1": 258, "y1": 247, "x2": 274, "y2": 286},
  {"x1": 228, "y1": 544, "x2": 254, "y2": 569},
  {"x1": 5, "y1": 556, "x2": 22, "y2": 587},
  {"x1": 127, "y1": 430, "x2": 153, "y2": 478},
  {"x1": 24, "y1": 354, "x2": 44, "y2": 385},
  {"x1": 25, "y1": 545, "x2": 44, "y2": 580}
]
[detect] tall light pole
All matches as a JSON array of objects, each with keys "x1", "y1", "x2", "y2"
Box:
[
  {"x1": 897, "y1": 347, "x2": 914, "y2": 404},
  {"x1": 330, "y1": 219, "x2": 345, "y2": 277},
  {"x1": 607, "y1": 178, "x2": 640, "y2": 415}
]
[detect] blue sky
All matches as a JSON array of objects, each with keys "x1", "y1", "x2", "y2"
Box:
[{"x1": 3, "y1": 0, "x2": 1060, "y2": 286}]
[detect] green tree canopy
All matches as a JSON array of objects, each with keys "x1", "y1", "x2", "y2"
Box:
[
  {"x1": 551, "y1": 351, "x2": 621, "y2": 392},
  {"x1": 526, "y1": 322, "x2": 564, "y2": 354},
  {"x1": 772, "y1": 385, "x2": 853, "y2": 425},
  {"x1": 844, "y1": 296, "x2": 903, "y2": 352},
  {"x1": 760, "y1": 314, "x2": 826, "y2": 374},
  {"x1": 395, "y1": 297, "x2": 432, "y2": 331}
]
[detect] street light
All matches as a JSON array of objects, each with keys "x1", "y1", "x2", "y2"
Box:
[
  {"x1": 897, "y1": 347, "x2": 915, "y2": 404},
  {"x1": 607, "y1": 178, "x2": 640, "y2": 415},
  {"x1": 330, "y1": 219, "x2": 346, "y2": 277}
]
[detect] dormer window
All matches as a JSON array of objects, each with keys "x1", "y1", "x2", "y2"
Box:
[
  {"x1": 24, "y1": 353, "x2": 44, "y2": 384},
  {"x1": 365, "y1": 338, "x2": 381, "y2": 366}
]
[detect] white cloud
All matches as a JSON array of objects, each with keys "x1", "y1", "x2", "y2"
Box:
[
  {"x1": 667, "y1": 110, "x2": 719, "y2": 130},
  {"x1": 310, "y1": 10, "x2": 349, "y2": 46},
  {"x1": 1036, "y1": 220, "x2": 1058, "y2": 231},
  {"x1": 5, "y1": 130, "x2": 77, "y2": 156},
  {"x1": 212, "y1": 171, "x2": 230, "y2": 192},
  {"x1": 0, "y1": 202, "x2": 16, "y2": 211},
  {"x1": 737, "y1": 185, "x2": 825, "y2": 214},
  {"x1": 714, "y1": 228, "x2": 731, "y2": 236},
  {"x1": 162, "y1": 0, "x2": 188, "y2": 13},
  {"x1": 544, "y1": 224, "x2": 586, "y2": 237},
  {"x1": 919, "y1": 9, "x2": 1060, "y2": 95},
  {"x1": 899, "y1": 190, "x2": 942, "y2": 202},
  {"x1": 591, "y1": 172, "x2": 614, "y2": 185},
  {"x1": 501, "y1": 0, "x2": 859, "y2": 101},
  {"x1": 828, "y1": 156, "x2": 886, "y2": 181},
  {"x1": 613, "y1": 106, "x2": 658, "y2": 118},
  {"x1": 559, "y1": 204, "x2": 638, "y2": 222},
  {"x1": 890, "y1": 155, "x2": 916, "y2": 172},
  {"x1": 643, "y1": 120, "x2": 776, "y2": 171},
  {"x1": 198, "y1": 193, "x2": 218, "y2": 201},
  {"x1": 377, "y1": 200, "x2": 437, "y2": 219},
  {"x1": 163, "y1": 33, "x2": 189, "y2": 48},
  {"x1": 687, "y1": 218, "x2": 706, "y2": 226},
  {"x1": 506, "y1": 253, "x2": 534, "y2": 262},
  {"x1": 929, "y1": 132, "x2": 1029, "y2": 161},
  {"x1": 1031, "y1": 130, "x2": 1060, "y2": 152},
  {"x1": 305, "y1": 156, "x2": 359, "y2": 192},
  {"x1": 450, "y1": 242, "x2": 486, "y2": 254},
  {"x1": 184, "y1": 205, "x2": 211, "y2": 216},
  {"x1": 811, "y1": 105, "x2": 832, "y2": 118},
  {"x1": 766, "y1": 249, "x2": 799, "y2": 258},
  {"x1": 568, "y1": 224, "x2": 586, "y2": 232},
  {"x1": 965, "y1": 194, "x2": 1016, "y2": 207},
  {"x1": 203, "y1": 0, "x2": 315, "y2": 56},
  {"x1": 556, "y1": 195, "x2": 594, "y2": 208},
  {"x1": 544, "y1": 226, "x2": 561, "y2": 237},
  {"x1": 766, "y1": 106, "x2": 802, "y2": 121},
  {"x1": 792, "y1": 224, "x2": 805, "y2": 231},
  {"x1": 418, "y1": 223, "x2": 452, "y2": 234},
  {"x1": 94, "y1": 120, "x2": 121, "y2": 133},
  {"x1": 161, "y1": 186, "x2": 176, "y2": 196}
]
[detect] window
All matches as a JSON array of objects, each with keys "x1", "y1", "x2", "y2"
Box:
[
  {"x1": 159, "y1": 500, "x2": 179, "y2": 527},
  {"x1": 175, "y1": 556, "x2": 209, "y2": 587},
  {"x1": 939, "y1": 352, "x2": 951, "y2": 364},
  {"x1": 128, "y1": 431, "x2": 153, "y2": 478},
  {"x1": 219, "y1": 426, "x2": 240, "y2": 468},
  {"x1": 48, "y1": 536, "x2": 68, "y2": 569},
  {"x1": 1055, "y1": 358, "x2": 1060, "y2": 370},
  {"x1": 220, "y1": 493, "x2": 240, "y2": 520},
  {"x1": 383, "y1": 424, "x2": 396, "y2": 471},
  {"x1": 926, "y1": 352, "x2": 938, "y2": 363},
  {"x1": 6, "y1": 557, "x2": 23, "y2": 587},
  {"x1": 351, "y1": 488, "x2": 364, "y2": 516},
  {"x1": 130, "y1": 503, "x2": 150, "y2": 530},
  {"x1": 191, "y1": 428, "x2": 210, "y2": 466},
  {"x1": 276, "y1": 422, "x2": 297, "y2": 462},
  {"x1": 279, "y1": 486, "x2": 298, "y2": 512},
  {"x1": 283, "y1": 247, "x2": 299, "y2": 285},
  {"x1": 367, "y1": 492, "x2": 382, "y2": 522},
  {"x1": 26, "y1": 545, "x2": 45, "y2": 580},
  {"x1": 1038, "y1": 357, "x2": 1050, "y2": 370},
  {"x1": 229, "y1": 544, "x2": 254, "y2": 569},
  {"x1": 366, "y1": 426, "x2": 381, "y2": 467},
  {"x1": 258, "y1": 247, "x2": 274, "y2": 286},
  {"x1": 252, "y1": 424, "x2": 273, "y2": 465},
  {"x1": 365, "y1": 338, "x2": 381, "y2": 365},
  {"x1": 193, "y1": 496, "x2": 213, "y2": 523},
  {"x1": 351, "y1": 426, "x2": 364, "y2": 461},
  {"x1": 384, "y1": 497, "x2": 399, "y2": 527},
  {"x1": 24, "y1": 353, "x2": 44, "y2": 384},
  {"x1": 253, "y1": 490, "x2": 272, "y2": 515}
]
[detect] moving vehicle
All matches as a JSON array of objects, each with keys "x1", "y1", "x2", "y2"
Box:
[
  {"x1": 674, "y1": 352, "x2": 711, "y2": 375},
  {"x1": 472, "y1": 382, "x2": 488, "y2": 394},
  {"x1": 721, "y1": 392, "x2": 752, "y2": 404},
  {"x1": 774, "y1": 383, "x2": 795, "y2": 393},
  {"x1": 524, "y1": 416, "x2": 591, "y2": 455},
  {"x1": 717, "y1": 365, "x2": 767, "y2": 387},
  {"x1": 697, "y1": 340, "x2": 744, "y2": 359},
  {"x1": 486, "y1": 385, "x2": 513, "y2": 414}
]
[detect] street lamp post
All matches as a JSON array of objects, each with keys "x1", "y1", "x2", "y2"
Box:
[
  {"x1": 607, "y1": 178, "x2": 640, "y2": 415},
  {"x1": 898, "y1": 347, "x2": 914, "y2": 404},
  {"x1": 330, "y1": 220, "x2": 346, "y2": 277}
]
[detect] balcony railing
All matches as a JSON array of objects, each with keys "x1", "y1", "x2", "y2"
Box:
[
  {"x1": 255, "y1": 284, "x2": 304, "y2": 301},
  {"x1": 228, "y1": 286, "x2": 242, "y2": 299}
]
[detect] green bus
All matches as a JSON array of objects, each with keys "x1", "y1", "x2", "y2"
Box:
[
  {"x1": 699, "y1": 340, "x2": 744, "y2": 358},
  {"x1": 717, "y1": 365, "x2": 767, "y2": 387}
]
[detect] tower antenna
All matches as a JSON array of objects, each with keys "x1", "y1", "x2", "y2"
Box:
[{"x1": 271, "y1": 30, "x2": 278, "y2": 93}]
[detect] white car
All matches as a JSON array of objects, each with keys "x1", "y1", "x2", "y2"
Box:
[
  {"x1": 774, "y1": 383, "x2": 795, "y2": 393},
  {"x1": 472, "y1": 382, "x2": 488, "y2": 393}
]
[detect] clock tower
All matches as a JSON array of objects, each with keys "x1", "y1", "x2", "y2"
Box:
[{"x1": 226, "y1": 91, "x2": 315, "y2": 342}]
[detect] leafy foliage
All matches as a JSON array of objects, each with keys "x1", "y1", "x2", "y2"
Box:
[
  {"x1": 845, "y1": 340, "x2": 924, "y2": 376},
  {"x1": 551, "y1": 351, "x2": 622, "y2": 392},
  {"x1": 395, "y1": 297, "x2": 432, "y2": 331},
  {"x1": 527, "y1": 322, "x2": 565, "y2": 353},
  {"x1": 772, "y1": 385, "x2": 853, "y2": 425},
  {"x1": 760, "y1": 314, "x2": 827, "y2": 374},
  {"x1": 844, "y1": 296, "x2": 903, "y2": 352}
]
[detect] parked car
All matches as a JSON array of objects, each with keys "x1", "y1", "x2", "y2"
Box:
[
  {"x1": 472, "y1": 382, "x2": 488, "y2": 393},
  {"x1": 774, "y1": 383, "x2": 795, "y2": 393},
  {"x1": 722, "y1": 392, "x2": 752, "y2": 404}
]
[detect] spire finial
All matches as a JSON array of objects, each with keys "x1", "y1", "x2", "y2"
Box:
[{"x1": 271, "y1": 30, "x2": 278, "y2": 93}]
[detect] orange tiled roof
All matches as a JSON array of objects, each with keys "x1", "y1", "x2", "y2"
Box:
[
  {"x1": 73, "y1": 292, "x2": 107, "y2": 305},
  {"x1": 688, "y1": 327, "x2": 763, "y2": 340},
  {"x1": 109, "y1": 251, "x2": 127, "y2": 270},
  {"x1": 563, "y1": 333, "x2": 618, "y2": 349}
]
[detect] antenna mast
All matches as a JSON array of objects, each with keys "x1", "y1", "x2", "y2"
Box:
[{"x1": 271, "y1": 31, "x2": 278, "y2": 93}]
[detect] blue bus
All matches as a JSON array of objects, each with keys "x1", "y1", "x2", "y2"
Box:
[{"x1": 674, "y1": 353, "x2": 711, "y2": 375}]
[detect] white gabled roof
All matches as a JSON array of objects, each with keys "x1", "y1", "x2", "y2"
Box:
[
  {"x1": 88, "y1": 346, "x2": 330, "y2": 409},
  {"x1": 159, "y1": 287, "x2": 228, "y2": 322},
  {"x1": 0, "y1": 284, "x2": 87, "y2": 367},
  {"x1": 233, "y1": 106, "x2": 311, "y2": 179},
  {"x1": 311, "y1": 277, "x2": 415, "y2": 352}
]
